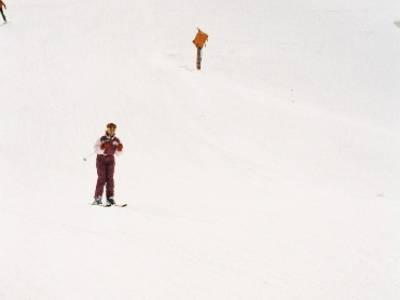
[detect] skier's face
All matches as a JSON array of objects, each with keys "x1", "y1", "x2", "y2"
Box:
[{"x1": 107, "y1": 126, "x2": 116, "y2": 136}]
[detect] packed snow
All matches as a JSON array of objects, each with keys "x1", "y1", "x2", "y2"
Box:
[{"x1": 0, "y1": 0, "x2": 399, "y2": 299}]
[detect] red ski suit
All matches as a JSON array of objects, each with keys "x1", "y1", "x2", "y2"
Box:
[{"x1": 93, "y1": 133, "x2": 123, "y2": 199}]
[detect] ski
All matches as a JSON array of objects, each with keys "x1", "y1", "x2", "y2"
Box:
[
  {"x1": 103, "y1": 203, "x2": 127, "y2": 207},
  {"x1": 89, "y1": 203, "x2": 127, "y2": 207}
]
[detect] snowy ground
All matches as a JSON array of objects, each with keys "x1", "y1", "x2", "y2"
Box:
[{"x1": 1, "y1": 0, "x2": 399, "y2": 299}]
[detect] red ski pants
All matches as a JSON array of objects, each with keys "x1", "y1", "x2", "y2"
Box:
[{"x1": 94, "y1": 155, "x2": 115, "y2": 199}]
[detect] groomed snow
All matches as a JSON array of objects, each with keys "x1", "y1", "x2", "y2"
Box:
[{"x1": 0, "y1": 0, "x2": 399, "y2": 299}]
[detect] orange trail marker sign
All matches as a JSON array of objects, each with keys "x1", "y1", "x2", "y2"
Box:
[{"x1": 192, "y1": 28, "x2": 209, "y2": 70}]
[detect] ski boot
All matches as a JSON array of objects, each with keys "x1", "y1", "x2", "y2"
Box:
[
  {"x1": 105, "y1": 197, "x2": 116, "y2": 207},
  {"x1": 91, "y1": 197, "x2": 102, "y2": 205}
]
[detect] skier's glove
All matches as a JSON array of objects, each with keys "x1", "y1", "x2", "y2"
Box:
[
  {"x1": 117, "y1": 144, "x2": 123, "y2": 151},
  {"x1": 101, "y1": 142, "x2": 111, "y2": 150}
]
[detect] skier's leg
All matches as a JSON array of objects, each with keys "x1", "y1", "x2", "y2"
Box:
[
  {"x1": 105, "y1": 156, "x2": 115, "y2": 199},
  {"x1": 94, "y1": 155, "x2": 106, "y2": 199}
]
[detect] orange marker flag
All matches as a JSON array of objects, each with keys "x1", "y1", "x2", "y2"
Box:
[{"x1": 193, "y1": 28, "x2": 208, "y2": 49}]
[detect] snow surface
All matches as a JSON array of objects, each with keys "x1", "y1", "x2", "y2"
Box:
[{"x1": 1, "y1": 0, "x2": 400, "y2": 299}]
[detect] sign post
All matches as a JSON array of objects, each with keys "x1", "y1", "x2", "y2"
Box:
[{"x1": 192, "y1": 28, "x2": 209, "y2": 70}]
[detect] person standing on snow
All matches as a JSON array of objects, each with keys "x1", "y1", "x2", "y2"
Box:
[
  {"x1": 92, "y1": 123, "x2": 124, "y2": 206},
  {"x1": 0, "y1": 0, "x2": 7, "y2": 24}
]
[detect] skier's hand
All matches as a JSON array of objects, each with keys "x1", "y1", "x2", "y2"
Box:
[
  {"x1": 101, "y1": 142, "x2": 111, "y2": 150},
  {"x1": 117, "y1": 144, "x2": 123, "y2": 151}
]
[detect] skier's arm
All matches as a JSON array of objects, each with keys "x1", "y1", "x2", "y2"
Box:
[
  {"x1": 94, "y1": 139, "x2": 105, "y2": 155},
  {"x1": 114, "y1": 139, "x2": 123, "y2": 156}
]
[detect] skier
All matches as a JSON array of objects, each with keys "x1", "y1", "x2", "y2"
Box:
[
  {"x1": 92, "y1": 123, "x2": 124, "y2": 206},
  {"x1": 0, "y1": 0, "x2": 7, "y2": 24}
]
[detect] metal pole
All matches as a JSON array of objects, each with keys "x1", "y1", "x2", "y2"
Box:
[{"x1": 196, "y1": 47, "x2": 202, "y2": 70}]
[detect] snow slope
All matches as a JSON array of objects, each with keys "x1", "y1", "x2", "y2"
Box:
[{"x1": 0, "y1": 0, "x2": 399, "y2": 299}]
